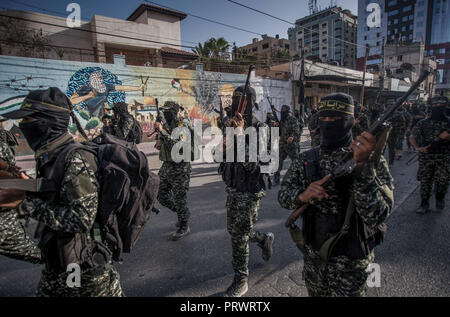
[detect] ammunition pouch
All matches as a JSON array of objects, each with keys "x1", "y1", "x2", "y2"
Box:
[{"x1": 220, "y1": 162, "x2": 267, "y2": 193}]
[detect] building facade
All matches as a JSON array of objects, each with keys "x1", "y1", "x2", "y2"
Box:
[
  {"x1": 0, "y1": 3, "x2": 198, "y2": 68},
  {"x1": 233, "y1": 34, "x2": 293, "y2": 64},
  {"x1": 288, "y1": 6, "x2": 357, "y2": 68}
]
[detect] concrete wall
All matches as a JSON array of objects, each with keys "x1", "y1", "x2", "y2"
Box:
[{"x1": 0, "y1": 55, "x2": 292, "y2": 156}]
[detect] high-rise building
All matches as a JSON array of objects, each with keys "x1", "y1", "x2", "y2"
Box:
[
  {"x1": 425, "y1": 0, "x2": 450, "y2": 95},
  {"x1": 287, "y1": 6, "x2": 357, "y2": 68},
  {"x1": 356, "y1": 0, "x2": 387, "y2": 71}
]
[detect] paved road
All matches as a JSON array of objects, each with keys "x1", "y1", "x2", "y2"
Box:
[{"x1": 0, "y1": 135, "x2": 449, "y2": 297}]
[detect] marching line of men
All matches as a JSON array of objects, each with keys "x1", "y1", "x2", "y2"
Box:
[{"x1": 0, "y1": 86, "x2": 448, "y2": 297}]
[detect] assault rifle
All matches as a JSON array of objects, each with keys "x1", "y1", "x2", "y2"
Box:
[
  {"x1": 0, "y1": 159, "x2": 25, "y2": 209},
  {"x1": 285, "y1": 71, "x2": 431, "y2": 228},
  {"x1": 147, "y1": 98, "x2": 166, "y2": 138},
  {"x1": 267, "y1": 97, "x2": 280, "y2": 124},
  {"x1": 406, "y1": 128, "x2": 450, "y2": 166},
  {"x1": 228, "y1": 65, "x2": 255, "y2": 127}
]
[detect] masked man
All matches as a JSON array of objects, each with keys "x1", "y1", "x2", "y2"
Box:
[
  {"x1": 110, "y1": 102, "x2": 135, "y2": 142},
  {"x1": 278, "y1": 93, "x2": 394, "y2": 297},
  {"x1": 0, "y1": 88, "x2": 123, "y2": 297},
  {"x1": 219, "y1": 86, "x2": 275, "y2": 297},
  {"x1": 0, "y1": 126, "x2": 42, "y2": 264},
  {"x1": 386, "y1": 99, "x2": 407, "y2": 166},
  {"x1": 155, "y1": 101, "x2": 192, "y2": 241},
  {"x1": 410, "y1": 96, "x2": 450, "y2": 213},
  {"x1": 308, "y1": 105, "x2": 321, "y2": 147},
  {"x1": 273, "y1": 105, "x2": 303, "y2": 185}
]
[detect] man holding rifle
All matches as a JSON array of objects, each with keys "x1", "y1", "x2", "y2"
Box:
[
  {"x1": 278, "y1": 93, "x2": 394, "y2": 297},
  {"x1": 0, "y1": 126, "x2": 42, "y2": 264},
  {"x1": 410, "y1": 96, "x2": 450, "y2": 214}
]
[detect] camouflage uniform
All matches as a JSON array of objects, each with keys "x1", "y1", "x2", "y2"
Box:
[
  {"x1": 157, "y1": 118, "x2": 192, "y2": 228},
  {"x1": 352, "y1": 110, "x2": 369, "y2": 139},
  {"x1": 112, "y1": 115, "x2": 134, "y2": 141},
  {"x1": 278, "y1": 148, "x2": 394, "y2": 297},
  {"x1": 277, "y1": 113, "x2": 303, "y2": 175},
  {"x1": 411, "y1": 118, "x2": 450, "y2": 203},
  {"x1": 0, "y1": 138, "x2": 42, "y2": 264},
  {"x1": 226, "y1": 175, "x2": 266, "y2": 277},
  {"x1": 19, "y1": 136, "x2": 123, "y2": 297},
  {"x1": 386, "y1": 109, "x2": 407, "y2": 164},
  {"x1": 308, "y1": 111, "x2": 321, "y2": 147}
]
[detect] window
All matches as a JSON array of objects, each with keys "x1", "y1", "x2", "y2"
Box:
[
  {"x1": 298, "y1": 30, "x2": 303, "y2": 35},
  {"x1": 397, "y1": 55, "x2": 403, "y2": 62},
  {"x1": 377, "y1": 32, "x2": 380, "y2": 38},
  {"x1": 402, "y1": 16, "x2": 408, "y2": 22},
  {"x1": 285, "y1": 44, "x2": 290, "y2": 50},
  {"x1": 418, "y1": 1, "x2": 424, "y2": 7},
  {"x1": 377, "y1": 41, "x2": 380, "y2": 46},
  {"x1": 322, "y1": 23, "x2": 327, "y2": 28},
  {"x1": 410, "y1": 24, "x2": 414, "y2": 30},
  {"x1": 416, "y1": 22, "x2": 423, "y2": 28},
  {"x1": 262, "y1": 43, "x2": 269, "y2": 49},
  {"x1": 388, "y1": 0, "x2": 397, "y2": 6},
  {"x1": 403, "y1": 5, "x2": 412, "y2": 12},
  {"x1": 417, "y1": 11, "x2": 424, "y2": 17},
  {"x1": 364, "y1": 35, "x2": 367, "y2": 40},
  {"x1": 389, "y1": 10, "x2": 399, "y2": 16},
  {"x1": 402, "y1": 35, "x2": 407, "y2": 41},
  {"x1": 409, "y1": 15, "x2": 414, "y2": 20},
  {"x1": 388, "y1": 30, "x2": 391, "y2": 35},
  {"x1": 388, "y1": 20, "x2": 392, "y2": 26},
  {"x1": 409, "y1": 34, "x2": 413, "y2": 40},
  {"x1": 252, "y1": 47, "x2": 258, "y2": 52},
  {"x1": 402, "y1": 26, "x2": 406, "y2": 31},
  {"x1": 416, "y1": 32, "x2": 423, "y2": 39},
  {"x1": 394, "y1": 19, "x2": 399, "y2": 24}
]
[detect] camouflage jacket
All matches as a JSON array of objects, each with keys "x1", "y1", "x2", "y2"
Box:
[
  {"x1": 0, "y1": 138, "x2": 16, "y2": 214},
  {"x1": 280, "y1": 114, "x2": 302, "y2": 146},
  {"x1": 278, "y1": 147, "x2": 394, "y2": 229},
  {"x1": 352, "y1": 111, "x2": 369, "y2": 137},
  {"x1": 307, "y1": 111, "x2": 319, "y2": 132},
  {"x1": 113, "y1": 115, "x2": 134, "y2": 141},
  {"x1": 411, "y1": 118, "x2": 450, "y2": 154},
  {"x1": 388, "y1": 110, "x2": 407, "y2": 133},
  {"x1": 20, "y1": 135, "x2": 99, "y2": 235},
  {"x1": 157, "y1": 118, "x2": 191, "y2": 162}
]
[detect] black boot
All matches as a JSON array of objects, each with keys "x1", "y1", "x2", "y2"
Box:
[
  {"x1": 416, "y1": 199, "x2": 430, "y2": 214},
  {"x1": 224, "y1": 274, "x2": 248, "y2": 297},
  {"x1": 171, "y1": 222, "x2": 190, "y2": 241},
  {"x1": 436, "y1": 194, "x2": 446, "y2": 212},
  {"x1": 259, "y1": 233, "x2": 275, "y2": 261}
]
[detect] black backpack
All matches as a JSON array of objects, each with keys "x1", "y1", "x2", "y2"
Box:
[
  {"x1": 51, "y1": 133, "x2": 159, "y2": 261},
  {"x1": 127, "y1": 117, "x2": 143, "y2": 144}
]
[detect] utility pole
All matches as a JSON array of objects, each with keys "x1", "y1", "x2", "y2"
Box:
[
  {"x1": 298, "y1": 48, "x2": 306, "y2": 119},
  {"x1": 360, "y1": 44, "x2": 369, "y2": 108}
]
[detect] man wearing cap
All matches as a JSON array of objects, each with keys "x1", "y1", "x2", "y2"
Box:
[
  {"x1": 0, "y1": 124, "x2": 42, "y2": 264},
  {"x1": 410, "y1": 96, "x2": 450, "y2": 213},
  {"x1": 273, "y1": 105, "x2": 303, "y2": 185},
  {"x1": 155, "y1": 101, "x2": 192, "y2": 241},
  {"x1": 0, "y1": 88, "x2": 123, "y2": 296},
  {"x1": 278, "y1": 93, "x2": 394, "y2": 297}
]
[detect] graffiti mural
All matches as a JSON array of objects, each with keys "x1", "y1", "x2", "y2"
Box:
[{"x1": 0, "y1": 55, "x2": 292, "y2": 156}]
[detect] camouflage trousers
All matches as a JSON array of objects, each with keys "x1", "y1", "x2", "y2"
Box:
[
  {"x1": 417, "y1": 152, "x2": 450, "y2": 200},
  {"x1": 387, "y1": 131, "x2": 403, "y2": 163},
  {"x1": 302, "y1": 245, "x2": 374, "y2": 297},
  {"x1": 36, "y1": 265, "x2": 124, "y2": 297},
  {"x1": 278, "y1": 145, "x2": 300, "y2": 173},
  {"x1": 0, "y1": 210, "x2": 41, "y2": 264},
  {"x1": 226, "y1": 187, "x2": 266, "y2": 277},
  {"x1": 158, "y1": 161, "x2": 192, "y2": 224}
]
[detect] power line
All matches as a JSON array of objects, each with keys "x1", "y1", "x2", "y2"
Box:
[
  {"x1": 144, "y1": 0, "x2": 263, "y2": 36},
  {"x1": 226, "y1": 0, "x2": 366, "y2": 50},
  {"x1": 4, "y1": 0, "x2": 199, "y2": 45}
]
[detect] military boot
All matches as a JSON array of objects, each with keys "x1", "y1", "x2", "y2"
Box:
[
  {"x1": 224, "y1": 274, "x2": 248, "y2": 297},
  {"x1": 436, "y1": 194, "x2": 446, "y2": 212},
  {"x1": 259, "y1": 232, "x2": 275, "y2": 261},
  {"x1": 416, "y1": 199, "x2": 430, "y2": 214},
  {"x1": 171, "y1": 222, "x2": 190, "y2": 241}
]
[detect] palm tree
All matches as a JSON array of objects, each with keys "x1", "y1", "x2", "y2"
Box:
[{"x1": 192, "y1": 42, "x2": 211, "y2": 58}]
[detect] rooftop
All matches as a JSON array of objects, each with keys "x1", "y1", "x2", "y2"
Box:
[{"x1": 127, "y1": 3, "x2": 187, "y2": 21}]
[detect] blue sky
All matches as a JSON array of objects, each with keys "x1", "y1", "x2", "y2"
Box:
[{"x1": 1, "y1": 0, "x2": 358, "y2": 50}]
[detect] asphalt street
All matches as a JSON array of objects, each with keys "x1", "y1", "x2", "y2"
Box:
[{"x1": 0, "y1": 133, "x2": 449, "y2": 297}]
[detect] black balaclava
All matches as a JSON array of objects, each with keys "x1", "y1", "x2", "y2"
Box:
[
  {"x1": 162, "y1": 101, "x2": 180, "y2": 131},
  {"x1": 18, "y1": 88, "x2": 71, "y2": 151},
  {"x1": 318, "y1": 93, "x2": 355, "y2": 153},
  {"x1": 231, "y1": 86, "x2": 256, "y2": 128},
  {"x1": 430, "y1": 97, "x2": 449, "y2": 122},
  {"x1": 280, "y1": 105, "x2": 290, "y2": 121}
]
